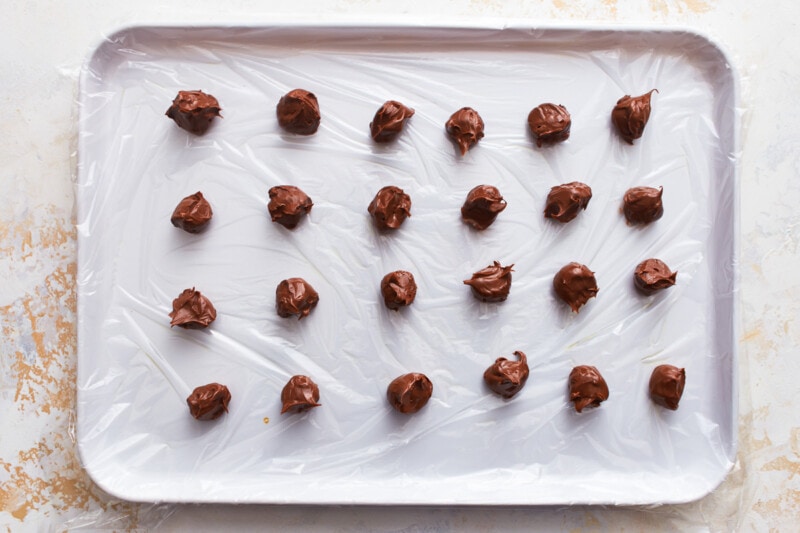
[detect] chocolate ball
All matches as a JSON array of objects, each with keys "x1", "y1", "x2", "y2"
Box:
[
  {"x1": 381, "y1": 270, "x2": 417, "y2": 311},
  {"x1": 464, "y1": 261, "x2": 514, "y2": 303},
  {"x1": 446, "y1": 107, "x2": 485, "y2": 155},
  {"x1": 276, "y1": 278, "x2": 319, "y2": 320},
  {"x1": 165, "y1": 90, "x2": 221, "y2": 135},
  {"x1": 461, "y1": 185, "x2": 507, "y2": 230},
  {"x1": 276, "y1": 89, "x2": 320, "y2": 135},
  {"x1": 368, "y1": 185, "x2": 411, "y2": 230},
  {"x1": 187, "y1": 383, "x2": 231, "y2": 420},
  {"x1": 612, "y1": 89, "x2": 657, "y2": 144},
  {"x1": 169, "y1": 287, "x2": 217, "y2": 329},
  {"x1": 544, "y1": 182, "x2": 592, "y2": 223},
  {"x1": 553, "y1": 262, "x2": 598, "y2": 313},
  {"x1": 171, "y1": 191, "x2": 213, "y2": 233},
  {"x1": 649, "y1": 365, "x2": 685, "y2": 410},
  {"x1": 483, "y1": 351, "x2": 530, "y2": 399},
  {"x1": 634, "y1": 258, "x2": 677, "y2": 295},
  {"x1": 568, "y1": 365, "x2": 608, "y2": 413},
  {"x1": 623, "y1": 186, "x2": 664, "y2": 225},
  {"x1": 280, "y1": 375, "x2": 321, "y2": 414},
  {"x1": 370, "y1": 100, "x2": 415, "y2": 142},
  {"x1": 387, "y1": 373, "x2": 433, "y2": 414},
  {"x1": 528, "y1": 103, "x2": 571, "y2": 147},
  {"x1": 268, "y1": 185, "x2": 313, "y2": 229}
]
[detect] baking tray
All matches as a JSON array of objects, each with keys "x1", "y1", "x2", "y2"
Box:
[{"x1": 76, "y1": 24, "x2": 738, "y2": 505}]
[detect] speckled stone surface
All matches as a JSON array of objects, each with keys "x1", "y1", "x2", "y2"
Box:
[{"x1": 1, "y1": 0, "x2": 797, "y2": 530}]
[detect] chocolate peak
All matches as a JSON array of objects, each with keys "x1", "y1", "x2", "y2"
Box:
[
  {"x1": 445, "y1": 107, "x2": 485, "y2": 155},
  {"x1": 381, "y1": 270, "x2": 417, "y2": 311},
  {"x1": 553, "y1": 262, "x2": 598, "y2": 313},
  {"x1": 461, "y1": 185, "x2": 507, "y2": 230},
  {"x1": 171, "y1": 191, "x2": 213, "y2": 233},
  {"x1": 268, "y1": 185, "x2": 313, "y2": 229},
  {"x1": 169, "y1": 288, "x2": 217, "y2": 329},
  {"x1": 623, "y1": 186, "x2": 664, "y2": 225},
  {"x1": 165, "y1": 90, "x2": 221, "y2": 135},
  {"x1": 528, "y1": 103, "x2": 571, "y2": 147},
  {"x1": 612, "y1": 89, "x2": 657, "y2": 144},
  {"x1": 464, "y1": 261, "x2": 514, "y2": 303},
  {"x1": 649, "y1": 364, "x2": 685, "y2": 410},
  {"x1": 276, "y1": 278, "x2": 319, "y2": 320},
  {"x1": 484, "y1": 351, "x2": 530, "y2": 399},
  {"x1": 569, "y1": 365, "x2": 609, "y2": 413},
  {"x1": 187, "y1": 383, "x2": 231, "y2": 420},
  {"x1": 276, "y1": 89, "x2": 320, "y2": 135},
  {"x1": 280, "y1": 375, "x2": 321, "y2": 414},
  {"x1": 387, "y1": 373, "x2": 433, "y2": 414},
  {"x1": 370, "y1": 100, "x2": 415, "y2": 142},
  {"x1": 544, "y1": 182, "x2": 592, "y2": 223},
  {"x1": 368, "y1": 185, "x2": 411, "y2": 230},
  {"x1": 634, "y1": 258, "x2": 677, "y2": 295}
]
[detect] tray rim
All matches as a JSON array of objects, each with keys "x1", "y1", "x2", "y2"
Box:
[{"x1": 75, "y1": 21, "x2": 741, "y2": 506}]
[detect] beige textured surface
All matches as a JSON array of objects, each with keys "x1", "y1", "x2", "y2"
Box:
[{"x1": 1, "y1": 0, "x2": 797, "y2": 530}]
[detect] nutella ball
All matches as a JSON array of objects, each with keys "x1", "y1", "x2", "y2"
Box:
[
  {"x1": 461, "y1": 185, "x2": 507, "y2": 230},
  {"x1": 381, "y1": 270, "x2": 417, "y2": 311},
  {"x1": 446, "y1": 107, "x2": 485, "y2": 155},
  {"x1": 276, "y1": 89, "x2": 320, "y2": 135},
  {"x1": 165, "y1": 90, "x2": 221, "y2": 135},
  {"x1": 368, "y1": 185, "x2": 411, "y2": 230},
  {"x1": 169, "y1": 288, "x2": 217, "y2": 329},
  {"x1": 387, "y1": 373, "x2": 433, "y2": 414},
  {"x1": 187, "y1": 383, "x2": 231, "y2": 420},
  {"x1": 568, "y1": 365, "x2": 608, "y2": 413},
  {"x1": 268, "y1": 185, "x2": 313, "y2": 229},
  {"x1": 612, "y1": 89, "x2": 657, "y2": 144},
  {"x1": 370, "y1": 100, "x2": 415, "y2": 142},
  {"x1": 464, "y1": 261, "x2": 514, "y2": 303},
  {"x1": 280, "y1": 375, "x2": 321, "y2": 414},
  {"x1": 544, "y1": 182, "x2": 592, "y2": 223},
  {"x1": 528, "y1": 103, "x2": 571, "y2": 147},
  {"x1": 276, "y1": 278, "x2": 319, "y2": 320},
  {"x1": 171, "y1": 191, "x2": 213, "y2": 233},
  {"x1": 483, "y1": 351, "x2": 530, "y2": 399},
  {"x1": 649, "y1": 364, "x2": 685, "y2": 410},
  {"x1": 623, "y1": 186, "x2": 664, "y2": 225},
  {"x1": 634, "y1": 258, "x2": 677, "y2": 295},
  {"x1": 553, "y1": 262, "x2": 598, "y2": 313}
]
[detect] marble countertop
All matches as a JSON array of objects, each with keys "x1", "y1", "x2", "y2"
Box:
[{"x1": 1, "y1": 0, "x2": 797, "y2": 530}]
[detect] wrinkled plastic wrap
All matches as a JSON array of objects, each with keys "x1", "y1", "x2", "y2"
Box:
[{"x1": 77, "y1": 25, "x2": 738, "y2": 505}]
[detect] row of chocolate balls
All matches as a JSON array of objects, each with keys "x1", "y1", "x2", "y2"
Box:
[
  {"x1": 167, "y1": 240, "x2": 677, "y2": 334},
  {"x1": 165, "y1": 88, "x2": 658, "y2": 151},
  {"x1": 171, "y1": 179, "x2": 666, "y2": 236},
  {"x1": 185, "y1": 356, "x2": 686, "y2": 422}
]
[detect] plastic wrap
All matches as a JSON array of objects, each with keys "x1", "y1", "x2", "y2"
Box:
[{"x1": 76, "y1": 25, "x2": 738, "y2": 505}]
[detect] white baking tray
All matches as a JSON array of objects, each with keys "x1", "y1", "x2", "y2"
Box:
[{"x1": 76, "y1": 24, "x2": 738, "y2": 505}]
